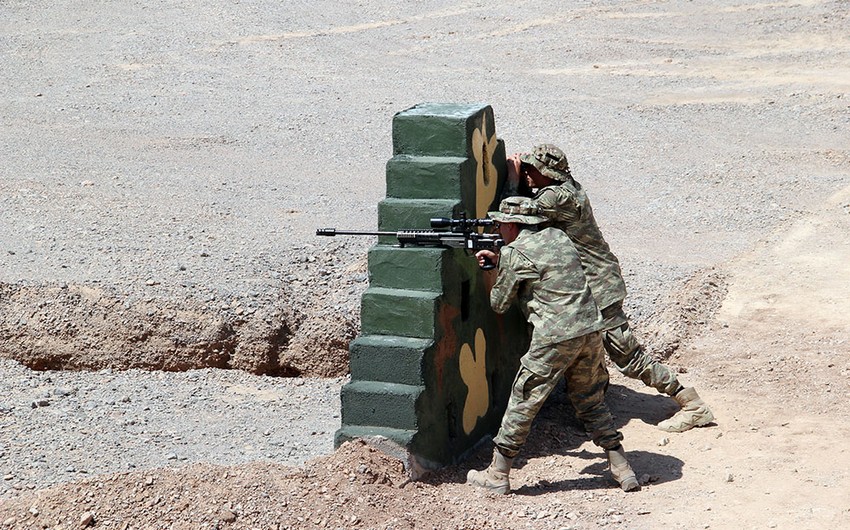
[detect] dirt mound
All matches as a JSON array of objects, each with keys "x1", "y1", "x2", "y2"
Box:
[
  {"x1": 0, "y1": 243, "x2": 363, "y2": 377},
  {"x1": 0, "y1": 441, "x2": 415, "y2": 530},
  {"x1": 636, "y1": 267, "x2": 729, "y2": 360},
  {"x1": 0, "y1": 433, "x2": 672, "y2": 530}
]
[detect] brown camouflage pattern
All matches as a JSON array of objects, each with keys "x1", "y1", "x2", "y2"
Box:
[
  {"x1": 493, "y1": 332, "x2": 624, "y2": 456},
  {"x1": 489, "y1": 227, "x2": 603, "y2": 350},
  {"x1": 488, "y1": 196, "x2": 548, "y2": 225},
  {"x1": 533, "y1": 180, "x2": 627, "y2": 310},
  {"x1": 520, "y1": 144, "x2": 572, "y2": 182},
  {"x1": 601, "y1": 304, "x2": 681, "y2": 396},
  {"x1": 488, "y1": 227, "x2": 622, "y2": 456},
  {"x1": 531, "y1": 170, "x2": 683, "y2": 397}
]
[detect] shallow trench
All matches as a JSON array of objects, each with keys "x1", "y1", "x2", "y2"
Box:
[{"x1": 0, "y1": 282, "x2": 355, "y2": 378}]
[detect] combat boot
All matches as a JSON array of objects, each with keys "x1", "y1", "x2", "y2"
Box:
[
  {"x1": 466, "y1": 449, "x2": 513, "y2": 494},
  {"x1": 606, "y1": 446, "x2": 640, "y2": 492},
  {"x1": 658, "y1": 387, "x2": 715, "y2": 433}
]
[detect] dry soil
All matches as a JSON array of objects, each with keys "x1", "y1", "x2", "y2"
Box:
[{"x1": 1, "y1": 1, "x2": 849, "y2": 529}]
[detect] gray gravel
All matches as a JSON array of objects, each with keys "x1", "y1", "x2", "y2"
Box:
[
  {"x1": 0, "y1": 358, "x2": 345, "y2": 497},
  {"x1": 1, "y1": 0, "x2": 848, "y2": 499}
]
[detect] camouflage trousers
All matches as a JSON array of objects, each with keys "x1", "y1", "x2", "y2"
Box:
[
  {"x1": 601, "y1": 303, "x2": 681, "y2": 396},
  {"x1": 493, "y1": 331, "x2": 624, "y2": 458}
]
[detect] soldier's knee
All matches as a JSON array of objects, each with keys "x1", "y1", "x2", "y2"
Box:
[{"x1": 603, "y1": 324, "x2": 641, "y2": 364}]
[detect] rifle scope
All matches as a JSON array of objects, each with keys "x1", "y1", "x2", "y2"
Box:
[{"x1": 430, "y1": 217, "x2": 494, "y2": 231}]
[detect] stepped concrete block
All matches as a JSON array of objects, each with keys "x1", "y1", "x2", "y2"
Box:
[
  {"x1": 349, "y1": 335, "x2": 433, "y2": 385},
  {"x1": 385, "y1": 155, "x2": 473, "y2": 200},
  {"x1": 377, "y1": 198, "x2": 460, "y2": 233},
  {"x1": 341, "y1": 380, "x2": 424, "y2": 431},
  {"x1": 360, "y1": 287, "x2": 440, "y2": 338},
  {"x1": 392, "y1": 103, "x2": 496, "y2": 157},
  {"x1": 366, "y1": 245, "x2": 449, "y2": 291},
  {"x1": 336, "y1": 102, "x2": 529, "y2": 469}
]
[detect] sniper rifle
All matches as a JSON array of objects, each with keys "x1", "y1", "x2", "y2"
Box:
[{"x1": 316, "y1": 216, "x2": 503, "y2": 270}]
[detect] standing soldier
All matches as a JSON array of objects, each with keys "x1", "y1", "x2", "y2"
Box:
[
  {"x1": 512, "y1": 144, "x2": 714, "y2": 432},
  {"x1": 466, "y1": 197, "x2": 640, "y2": 494}
]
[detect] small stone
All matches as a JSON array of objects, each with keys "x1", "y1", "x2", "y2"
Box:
[
  {"x1": 3, "y1": 518, "x2": 17, "y2": 526},
  {"x1": 80, "y1": 511, "x2": 95, "y2": 527},
  {"x1": 658, "y1": 437, "x2": 670, "y2": 446},
  {"x1": 145, "y1": 476, "x2": 154, "y2": 486},
  {"x1": 219, "y1": 509, "x2": 237, "y2": 523},
  {"x1": 725, "y1": 473, "x2": 734, "y2": 483},
  {"x1": 28, "y1": 505, "x2": 39, "y2": 516},
  {"x1": 166, "y1": 453, "x2": 178, "y2": 460}
]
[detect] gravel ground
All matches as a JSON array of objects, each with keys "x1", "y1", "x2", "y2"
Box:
[
  {"x1": 0, "y1": 358, "x2": 345, "y2": 497},
  {"x1": 1, "y1": 1, "x2": 849, "y2": 526}
]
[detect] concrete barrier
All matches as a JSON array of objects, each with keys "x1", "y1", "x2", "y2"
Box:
[{"x1": 335, "y1": 103, "x2": 529, "y2": 472}]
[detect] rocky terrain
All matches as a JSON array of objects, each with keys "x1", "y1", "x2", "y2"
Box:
[{"x1": 1, "y1": 0, "x2": 849, "y2": 528}]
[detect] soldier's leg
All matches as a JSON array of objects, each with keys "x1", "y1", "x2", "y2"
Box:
[
  {"x1": 602, "y1": 322, "x2": 682, "y2": 396},
  {"x1": 469, "y1": 342, "x2": 570, "y2": 494},
  {"x1": 565, "y1": 332, "x2": 622, "y2": 450},
  {"x1": 565, "y1": 332, "x2": 639, "y2": 491},
  {"x1": 492, "y1": 364, "x2": 564, "y2": 457},
  {"x1": 604, "y1": 321, "x2": 715, "y2": 432}
]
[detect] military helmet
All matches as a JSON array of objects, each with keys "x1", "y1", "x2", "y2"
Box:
[
  {"x1": 487, "y1": 196, "x2": 548, "y2": 225},
  {"x1": 519, "y1": 143, "x2": 572, "y2": 182}
]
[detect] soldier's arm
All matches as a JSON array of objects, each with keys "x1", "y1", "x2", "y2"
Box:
[
  {"x1": 534, "y1": 186, "x2": 580, "y2": 224},
  {"x1": 490, "y1": 247, "x2": 536, "y2": 313}
]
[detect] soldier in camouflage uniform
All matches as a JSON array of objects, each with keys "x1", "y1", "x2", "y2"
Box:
[
  {"x1": 466, "y1": 196, "x2": 640, "y2": 495},
  {"x1": 509, "y1": 144, "x2": 715, "y2": 433}
]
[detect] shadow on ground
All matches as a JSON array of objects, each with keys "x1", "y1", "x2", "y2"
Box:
[{"x1": 426, "y1": 382, "x2": 685, "y2": 490}]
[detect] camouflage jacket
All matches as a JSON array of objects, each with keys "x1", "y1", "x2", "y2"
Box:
[
  {"x1": 490, "y1": 227, "x2": 603, "y2": 347},
  {"x1": 533, "y1": 179, "x2": 627, "y2": 310}
]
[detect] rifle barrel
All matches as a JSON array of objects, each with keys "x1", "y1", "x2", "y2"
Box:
[{"x1": 316, "y1": 228, "x2": 398, "y2": 237}]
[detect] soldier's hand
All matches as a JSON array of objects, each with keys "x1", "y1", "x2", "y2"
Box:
[
  {"x1": 475, "y1": 250, "x2": 498, "y2": 269},
  {"x1": 506, "y1": 154, "x2": 522, "y2": 179}
]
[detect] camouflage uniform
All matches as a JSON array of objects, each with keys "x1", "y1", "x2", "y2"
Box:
[
  {"x1": 522, "y1": 144, "x2": 714, "y2": 432},
  {"x1": 488, "y1": 225, "x2": 623, "y2": 456},
  {"x1": 466, "y1": 197, "x2": 639, "y2": 494},
  {"x1": 523, "y1": 145, "x2": 681, "y2": 395}
]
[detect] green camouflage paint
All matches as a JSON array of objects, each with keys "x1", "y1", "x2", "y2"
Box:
[{"x1": 335, "y1": 103, "x2": 529, "y2": 469}]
